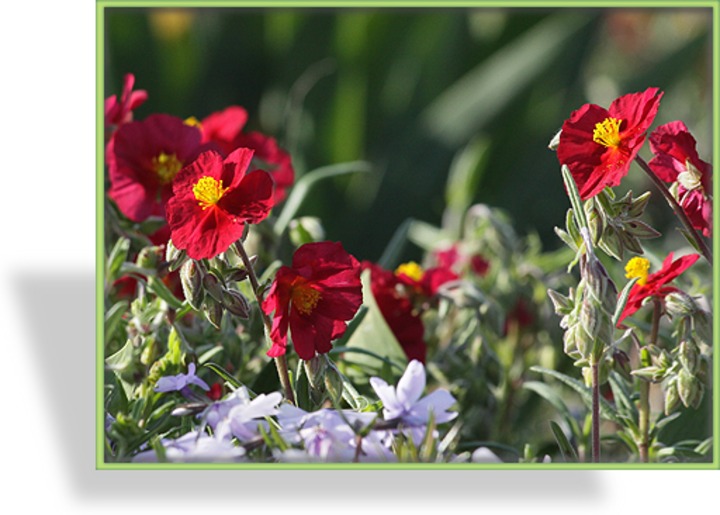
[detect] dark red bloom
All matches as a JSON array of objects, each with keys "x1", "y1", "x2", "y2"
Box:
[
  {"x1": 166, "y1": 148, "x2": 275, "y2": 260},
  {"x1": 617, "y1": 252, "x2": 700, "y2": 325},
  {"x1": 198, "y1": 106, "x2": 295, "y2": 203},
  {"x1": 107, "y1": 114, "x2": 204, "y2": 222},
  {"x1": 557, "y1": 88, "x2": 663, "y2": 200},
  {"x1": 649, "y1": 121, "x2": 712, "y2": 237},
  {"x1": 261, "y1": 242, "x2": 363, "y2": 360},
  {"x1": 395, "y1": 261, "x2": 459, "y2": 297},
  {"x1": 433, "y1": 243, "x2": 490, "y2": 277},
  {"x1": 362, "y1": 262, "x2": 426, "y2": 363},
  {"x1": 207, "y1": 383, "x2": 224, "y2": 401},
  {"x1": 105, "y1": 73, "x2": 148, "y2": 131}
]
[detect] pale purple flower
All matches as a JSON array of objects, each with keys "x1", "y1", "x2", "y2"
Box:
[
  {"x1": 154, "y1": 363, "x2": 210, "y2": 393},
  {"x1": 276, "y1": 406, "x2": 391, "y2": 462},
  {"x1": 369, "y1": 360, "x2": 458, "y2": 426},
  {"x1": 132, "y1": 425, "x2": 245, "y2": 463},
  {"x1": 200, "y1": 386, "x2": 282, "y2": 441}
]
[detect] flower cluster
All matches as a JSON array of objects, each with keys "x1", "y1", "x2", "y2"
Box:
[
  {"x1": 104, "y1": 74, "x2": 295, "y2": 260},
  {"x1": 134, "y1": 360, "x2": 458, "y2": 463}
]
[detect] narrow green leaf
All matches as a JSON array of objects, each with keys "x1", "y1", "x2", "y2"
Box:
[
  {"x1": 612, "y1": 276, "x2": 639, "y2": 327},
  {"x1": 106, "y1": 237, "x2": 131, "y2": 283},
  {"x1": 104, "y1": 300, "x2": 129, "y2": 345},
  {"x1": 530, "y1": 366, "x2": 621, "y2": 424},
  {"x1": 274, "y1": 161, "x2": 372, "y2": 236},
  {"x1": 147, "y1": 276, "x2": 183, "y2": 310},
  {"x1": 550, "y1": 420, "x2": 578, "y2": 462},
  {"x1": 106, "y1": 339, "x2": 135, "y2": 372},
  {"x1": 203, "y1": 362, "x2": 242, "y2": 389},
  {"x1": 377, "y1": 218, "x2": 415, "y2": 269}
]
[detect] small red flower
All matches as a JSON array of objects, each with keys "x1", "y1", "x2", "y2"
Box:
[
  {"x1": 362, "y1": 262, "x2": 426, "y2": 363},
  {"x1": 649, "y1": 121, "x2": 712, "y2": 237},
  {"x1": 261, "y1": 242, "x2": 363, "y2": 361},
  {"x1": 107, "y1": 114, "x2": 204, "y2": 222},
  {"x1": 105, "y1": 73, "x2": 148, "y2": 131},
  {"x1": 166, "y1": 148, "x2": 275, "y2": 260},
  {"x1": 617, "y1": 252, "x2": 700, "y2": 325},
  {"x1": 395, "y1": 261, "x2": 459, "y2": 297},
  {"x1": 433, "y1": 243, "x2": 490, "y2": 277},
  {"x1": 198, "y1": 106, "x2": 295, "y2": 203},
  {"x1": 557, "y1": 88, "x2": 663, "y2": 200}
]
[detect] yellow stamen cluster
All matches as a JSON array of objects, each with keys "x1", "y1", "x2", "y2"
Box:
[
  {"x1": 193, "y1": 176, "x2": 228, "y2": 210},
  {"x1": 153, "y1": 152, "x2": 183, "y2": 184},
  {"x1": 184, "y1": 116, "x2": 203, "y2": 130},
  {"x1": 625, "y1": 257, "x2": 651, "y2": 286},
  {"x1": 593, "y1": 117, "x2": 623, "y2": 148},
  {"x1": 395, "y1": 261, "x2": 424, "y2": 282},
  {"x1": 292, "y1": 285, "x2": 321, "y2": 315}
]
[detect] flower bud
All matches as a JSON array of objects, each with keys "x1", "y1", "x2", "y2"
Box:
[
  {"x1": 165, "y1": 239, "x2": 187, "y2": 272},
  {"x1": 304, "y1": 355, "x2": 327, "y2": 390},
  {"x1": 547, "y1": 289, "x2": 573, "y2": 316},
  {"x1": 664, "y1": 291, "x2": 698, "y2": 319},
  {"x1": 548, "y1": 129, "x2": 561, "y2": 151},
  {"x1": 180, "y1": 260, "x2": 204, "y2": 310},
  {"x1": 324, "y1": 364, "x2": 344, "y2": 404},
  {"x1": 136, "y1": 245, "x2": 163, "y2": 269},
  {"x1": 664, "y1": 377, "x2": 680, "y2": 415},
  {"x1": 678, "y1": 340, "x2": 699, "y2": 374},
  {"x1": 221, "y1": 289, "x2": 250, "y2": 318},
  {"x1": 202, "y1": 272, "x2": 225, "y2": 302},
  {"x1": 203, "y1": 296, "x2": 223, "y2": 330},
  {"x1": 677, "y1": 368, "x2": 703, "y2": 409},
  {"x1": 612, "y1": 348, "x2": 632, "y2": 381}
]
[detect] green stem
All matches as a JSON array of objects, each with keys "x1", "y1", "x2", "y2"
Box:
[
  {"x1": 233, "y1": 240, "x2": 296, "y2": 406},
  {"x1": 634, "y1": 156, "x2": 712, "y2": 263},
  {"x1": 590, "y1": 359, "x2": 600, "y2": 463},
  {"x1": 639, "y1": 298, "x2": 661, "y2": 463}
]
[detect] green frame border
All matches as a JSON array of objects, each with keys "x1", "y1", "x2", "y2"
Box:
[{"x1": 96, "y1": 0, "x2": 720, "y2": 470}]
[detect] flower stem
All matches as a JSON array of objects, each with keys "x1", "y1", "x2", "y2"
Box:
[
  {"x1": 634, "y1": 156, "x2": 712, "y2": 263},
  {"x1": 591, "y1": 359, "x2": 601, "y2": 463},
  {"x1": 638, "y1": 298, "x2": 661, "y2": 463},
  {"x1": 233, "y1": 240, "x2": 296, "y2": 406}
]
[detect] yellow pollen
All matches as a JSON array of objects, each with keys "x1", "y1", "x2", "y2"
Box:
[
  {"x1": 152, "y1": 152, "x2": 183, "y2": 184},
  {"x1": 192, "y1": 176, "x2": 229, "y2": 210},
  {"x1": 593, "y1": 117, "x2": 623, "y2": 148},
  {"x1": 292, "y1": 285, "x2": 321, "y2": 315},
  {"x1": 395, "y1": 261, "x2": 424, "y2": 282},
  {"x1": 184, "y1": 116, "x2": 203, "y2": 130},
  {"x1": 625, "y1": 257, "x2": 650, "y2": 286}
]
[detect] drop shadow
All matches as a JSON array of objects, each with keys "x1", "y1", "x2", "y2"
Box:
[{"x1": 17, "y1": 272, "x2": 601, "y2": 503}]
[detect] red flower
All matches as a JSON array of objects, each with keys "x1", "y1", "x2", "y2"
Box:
[
  {"x1": 395, "y1": 261, "x2": 459, "y2": 297},
  {"x1": 105, "y1": 73, "x2": 148, "y2": 131},
  {"x1": 197, "y1": 106, "x2": 295, "y2": 203},
  {"x1": 649, "y1": 121, "x2": 713, "y2": 237},
  {"x1": 166, "y1": 148, "x2": 275, "y2": 260},
  {"x1": 362, "y1": 262, "x2": 426, "y2": 363},
  {"x1": 557, "y1": 88, "x2": 663, "y2": 200},
  {"x1": 261, "y1": 242, "x2": 363, "y2": 360},
  {"x1": 433, "y1": 243, "x2": 490, "y2": 277},
  {"x1": 107, "y1": 114, "x2": 204, "y2": 222},
  {"x1": 617, "y1": 252, "x2": 700, "y2": 325}
]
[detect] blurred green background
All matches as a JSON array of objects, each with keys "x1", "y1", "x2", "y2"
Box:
[{"x1": 104, "y1": 7, "x2": 712, "y2": 263}]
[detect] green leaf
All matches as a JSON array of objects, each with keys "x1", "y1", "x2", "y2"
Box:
[
  {"x1": 250, "y1": 359, "x2": 281, "y2": 395},
  {"x1": 523, "y1": 381, "x2": 581, "y2": 439},
  {"x1": 104, "y1": 300, "x2": 129, "y2": 345},
  {"x1": 342, "y1": 270, "x2": 408, "y2": 382},
  {"x1": 529, "y1": 366, "x2": 621, "y2": 424},
  {"x1": 550, "y1": 420, "x2": 578, "y2": 462},
  {"x1": 203, "y1": 362, "x2": 242, "y2": 390},
  {"x1": 274, "y1": 160, "x2": 372, "y2": 236},
  {"x1": 106, "y1": 339, "x2": 135, "y2": 373},
  {"x1": 612, "y1": 276, "x2": 639, "y2": 327},
  {"x1": 147, "y1": 276, "x2": 183, "y2": 310},
  {"x1": 443, "y1": 137, "x2": 490, "y2": 237},
  {"x1": 422, "y1": 12, "x2": 590, "y2": 145},
  {"x1": 378, "y1": 218, "x2": 415, "y2": 270},
  {"x1": 106, "y1": 237, "x2": 130, "y2": 284}
]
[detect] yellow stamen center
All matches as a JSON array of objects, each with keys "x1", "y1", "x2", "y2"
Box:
[
  {"x1": 152, "y1": 152, "x2": 183, "y2": 184},
  {"x1": 192, "y1": 176, "x2": 229, "y2": 210},
  {"x1": 395, "y1": 261, "x2": 425, "y2": 282},
  {"x1": 291, "y1": 283, "x2": 321, "y2": 315},
  {"x1": 184, "y1": 116, "x2": 203, "y2": 130},
  {"x1": 625, "y1": 257, "x2": 650, "y2": 286},
  {"x1": 593, "y1": 117, "x2": 623, "y2": 148}
]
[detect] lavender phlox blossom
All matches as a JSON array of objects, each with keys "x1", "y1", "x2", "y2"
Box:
[
  {"x1": 132, "y1": 426, "x2": 245, "y2": 463},
  {"x1": 200, "y1": 386, "x2": 282, "y2": 441},
  {"x1": 155, "y1": 363, "x2": 210, "y2": 394},
  {"x1": 276, "y1": 405, "x2": 390, "y2": 462},
  {"x1": 369, "y1": 360, "x2": 458, "y2": 426}
]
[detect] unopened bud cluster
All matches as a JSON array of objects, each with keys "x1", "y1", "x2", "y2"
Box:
[{"x1": 179, "y1": 247, "x2": 253, "y2": 329}]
